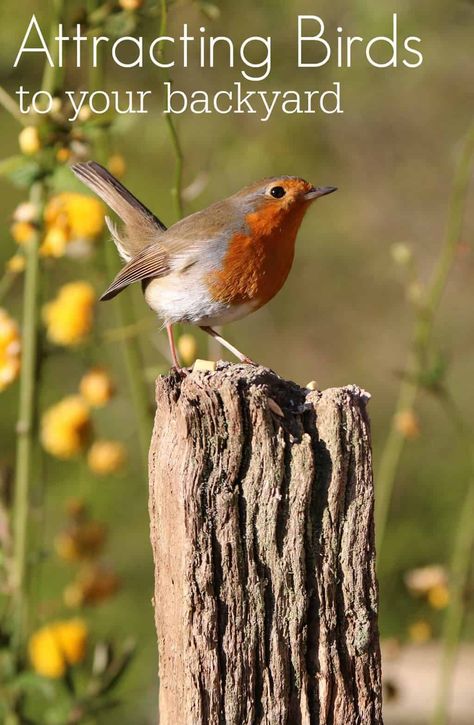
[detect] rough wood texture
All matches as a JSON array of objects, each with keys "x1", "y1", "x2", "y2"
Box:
[{"x1": 149, "y1": 363, "x2": 382, "y2": 725}]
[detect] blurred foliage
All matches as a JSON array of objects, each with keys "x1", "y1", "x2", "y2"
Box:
[{"x1": 0, "y1": 0, "x2": 473, "y2": 722}]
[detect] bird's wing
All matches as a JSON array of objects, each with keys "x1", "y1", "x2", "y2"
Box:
[
  {"x1": 100, "y1": 243, "x2": 170, "y2": 300},
  {"x1": 98, "y1": 191, "x2": 244, "y2": 300},
  {"x1": 72, "y1": 161, "x2": 167, "y2": 259},
  {"x1": 158, "y1": 198, "x2": 242, "y2": 254}
]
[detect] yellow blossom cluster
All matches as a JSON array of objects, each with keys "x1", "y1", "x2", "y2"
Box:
[
  {"x1": 0, "y1": 308, "x2": 21, "y2": 392},
  {"x1": 55, "y1": 500, "x2": 120, "y2": 607},
  {"x1": 408, "y1": 619, "x2": 432, "y2": 644},
  {"x1": 177, "y1": 333, "x2": 198, "y2": 366},
  {"x1": 19, "y1": 126, "x2": 41, "y2": 155},
  {"x1": 10, "y1": 193, "x2": 105, "y2": 259},
  {"x1": 55, "y1": 519, "x2": 107, "y2": 562},
  {"x1": 40, "y1": 366, "x2": 126, "y2": 473},
  {"x1": 87, "y1": 440, "x2": 127, "y2": 476},
  {"x1": 42, "y1": 193, "x2": 104, "y2": 257},
  {"x1": 64, "y1": 564, "x2": 121, "y2": 608},
  {"x1": 8, "y1": 201, "x2": 39, "y2": 270},
  {"x1": 40, "y1": 395, "x2": 91, "y2": 459},
  {"x1": 107, "y1": 153, "x2": 126, "y2": 178},
  {"x1": 79, "y1": 367, "x2": 115, "y2": 407},
  {"x1": 43, "y1": 281, "x2": 95, "y2": 346},
  {"x1": 7, "y1": 255, "x2": 26, "y2": 273},
  {"x1": 404, "y1": 564, "x2": 450, "y2": 610},
  {"x1": 10, "y1": 221, "x2": 36, "y2": 247},
  {"x1": 394, "y1": 409, "x2": 420, "y2": 439},
  {"x1": 119, "y1": 0, "x2": 143, "y2": 9},
  {"x1": 29, "y1": 618, "x2": 88, "y2": 678}
]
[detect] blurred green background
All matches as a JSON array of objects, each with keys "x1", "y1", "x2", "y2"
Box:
[{"x1": 1, "y1": 0, "x2": 473, "y2": 722}]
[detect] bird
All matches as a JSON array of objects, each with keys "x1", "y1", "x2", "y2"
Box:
[{"x1": 72, "y1": 161, "x2": 336, "y2": 368}]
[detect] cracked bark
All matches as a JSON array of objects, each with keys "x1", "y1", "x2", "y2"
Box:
[{"x1": 149, "y1": 363, "x2": 382, "y2": 725}]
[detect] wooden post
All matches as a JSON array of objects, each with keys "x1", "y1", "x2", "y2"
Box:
[{"x1": 148, "y1": 364, "x2": 382, "y2": 725}]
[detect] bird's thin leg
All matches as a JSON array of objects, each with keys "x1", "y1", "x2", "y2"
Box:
[
  {"x1": 199, "y1": 326, "x2": 257, "y2": 365},
  {"x1": 166, "y1": 323, "x2": 181, "y2": 369}
]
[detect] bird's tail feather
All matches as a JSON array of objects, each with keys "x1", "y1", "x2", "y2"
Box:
[{"x1": 71, "y1": 161, "x2": 167, "y2": 259}]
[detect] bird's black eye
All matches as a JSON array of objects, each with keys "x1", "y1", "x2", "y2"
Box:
[{"x1": 270, "y1": 186, "x2": 286, "y2": 199}]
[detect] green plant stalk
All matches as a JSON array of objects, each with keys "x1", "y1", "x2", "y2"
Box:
[
  {"x1": 375, "y1": 123, "x2": 474, "y2": 553},
  {"x1": 431, "y1": 394, "x2": 474, "y2": 725},
  {"x1": 12, "y1": 182, "x2": 43, "y2": 652},
  {"x1": 11, "y1": 0, "x2": 65, "y2": 653},
  {"x1": 88, "y1": 10, "x2": 152, "y2": 470},
  {"x1": 433, "y1": 479, "x2": 474, "y2": 725},
  {"x1": 374, "y1": 379, "x2": 417, "y2": 552},
  {"x1": 104, "y1": 246, "x2": 152, "y2": 467},
  {"x1": 165, "y1": 114, "x2": 184, "y2": 220},
  {"x1": 0, "y1": 86, "x2": 28, "y2": 126},
  {"x1": 41, "y1": 0, "x2": 65, "y2": 95},
  {"x1": 159, "y1": 0, "x2": 184, "y2": 221}
]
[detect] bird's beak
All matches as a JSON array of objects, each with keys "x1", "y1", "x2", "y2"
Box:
[{"x1": 304, "y1": 186, "x2": 338, "y2": 201}]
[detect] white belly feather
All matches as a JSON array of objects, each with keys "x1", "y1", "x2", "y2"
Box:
[{"x1": 144, "y1": 272, "x2": 257, "y2": 327}]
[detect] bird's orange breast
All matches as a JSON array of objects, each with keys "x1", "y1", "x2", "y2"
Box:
[{"x1": 207, "y1": 202, "x2": 309, "y2": 308}]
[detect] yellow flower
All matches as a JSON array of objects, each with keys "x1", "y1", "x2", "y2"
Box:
[
  {"x1": 0, "y1": 309, "x2": 21, "y2": 392},
  {"x1": 108, "y1": 154, "x2": 126, "y2": 178},
  {"x1": 29, "y1": 626, "x2": 65, "y2": 678},
  {"x1": 43, "y1": 281, "x2": 95, "y2": 346},
  {"x1": 394, "y1": 409, "x2": 420, "y2": 439},
  {"x1": 177, "y1": 333, "x2": 198, "y2": 366},
  {"x1": 404, "y1": 564, "x2": 447, "y2": 596},
  {"x1": 29, "y1": 619, "x2": 88, "y2": 678},
  {"x1": 41, "y1": 395, "x2": 91, "y2": 459},
  {"x1": 87, "y1": 440, "x2": 127, "y2": 476},
  {"x1": 6, "y1": 255, "x2": 26, "y2": 273},
  {"x1": 407, "y1": 282, "x2": 423, "y2": 306},
  {"x1": 78, "y1": 105, "x2": 92, "y2": 122},
  {"x1": 19, "y1": 126, "x2": 41, "y2": 155},
  {"x1": 54, "y1": 619, "x2": 88, "y2": 664},
  {"x1": 56, "y1": 147, "x2": 71, "y2": 163},
  {"x1": 64, "y1": 565, "x2": 120, "y2": 608},
  {"x1": 40, "y1": 226, "x2": 68, "y2": 257},
  {"x1": 390, "y1": 243, "x2": 412, "y2": 266},
  {"x1": 119, "y1": 0, "x2": 143, "y2": 9},
  {"x1": 10, "y1": 221, "x2": 36, "y2": 246},
  {"x1": 13, "y1": 201, "x2": 39, "y2": 224},
  {"x1": 408, "y1": 620, "x2": 431, "y2": 644},
  {"x1": 79, "y1": 367, "x2": 115, "y2": 407},
  {"x1": 55, "y1": 520, "x2": 107, "y2": 562},
  {"x1": 427, "y1": 584, "x2": 450, "y2": 610},
  {"x1": 44, "y1": 193, "x2": 104, "y2": 241}
]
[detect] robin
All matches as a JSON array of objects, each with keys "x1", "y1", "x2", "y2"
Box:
[{"x1": 72, "y1": 161, "x2": 336, "y2": 368}]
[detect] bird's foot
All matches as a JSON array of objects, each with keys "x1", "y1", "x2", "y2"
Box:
[
  {"x1": 171, "y1": 365, "x2": 188, "y2": 379},
  {"x1": 242, "y1": 356, "x2": 258, "y2": 366}
]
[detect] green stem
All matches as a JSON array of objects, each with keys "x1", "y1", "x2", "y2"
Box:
[
  {"x1": 0, "y1": 270, "x2": 19, "y2": 303},
  {"x1": 159, "y1": 0, "x2": 184, "y2": 220},
  {"x1": 435, "y1": 480, "x2": 474, "y2": 720},
  {"x1": 12, "y1": 0, "x2": 65, "y2": 654},
  {"x1": 89, "y1": 11, "x2": 152, "y2": 471},
  {"x1": 374, "y1": 378, "x2": 417, "y2": 552},
  {"x1": 41, "y1": 0, "x2": 65, "y2": 96},
  {"x1": 422, "y1": 125, "x2": 474, "y2": 333},
  {"x1": 12, "y1": 182, "x2": 43, "y2": 652},
  {"x1": 165, "y1": 114, "x2": 184, "y2": 220},
  {"x1": 0, "y1": 86, "x2": 28, "y2": 126},
  {"x1": 375, "y1": 123, "x2": 474, "y2": 553},
  {"x1": 433, "y1": 486, "x2": 474, "y2": 725},
  {"x1": 104, "y1": 247, "x2": 152, "y2": 467},
  {"x1": 431, "y1": 395, "x2": 474, "y2": 725}
]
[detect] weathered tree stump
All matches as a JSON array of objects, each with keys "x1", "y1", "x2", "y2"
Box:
[{"x1": 148, "y1": 363, "x2": 382, "y2": 725}]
